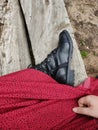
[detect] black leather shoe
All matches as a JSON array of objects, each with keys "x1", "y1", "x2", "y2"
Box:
[{"x1": 28, "y1": 30, "x2": 74, "y2": 86}]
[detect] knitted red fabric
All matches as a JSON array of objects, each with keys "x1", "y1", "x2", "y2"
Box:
[{"x1": 0, "y1": 69, "x2": 98, "y2": 130}]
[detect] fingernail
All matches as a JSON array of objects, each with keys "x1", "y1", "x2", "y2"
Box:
[{"x1": 73, "y1": 108, "x2": 77, "y2": 112}]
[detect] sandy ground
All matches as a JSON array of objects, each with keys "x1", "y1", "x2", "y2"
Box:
[{"x1": 65, "y1": 0, "x2": 98, "y2": 77}]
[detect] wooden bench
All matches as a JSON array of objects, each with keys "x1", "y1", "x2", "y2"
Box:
[{"x1": 0, "y1": 0, "x2": 87, "y2": 86}]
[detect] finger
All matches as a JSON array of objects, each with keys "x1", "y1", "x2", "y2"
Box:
[
  {"x1": 78, "y1": 96, "x2": 91, "y2": 107},
  {"x1": 73, "y1": 107, "x2": 91, "y2": 116}
]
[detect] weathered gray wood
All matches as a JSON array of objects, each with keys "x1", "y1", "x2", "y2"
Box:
[
  {"x1": 0, "y1": 0, "x2": 87, "y2": 86},
  {"x1": 20, "y1": 0, "x2": 87, "y2": 85},
  {"x1": 0, "y1": 0, "x2": 31, "y2": 76}
]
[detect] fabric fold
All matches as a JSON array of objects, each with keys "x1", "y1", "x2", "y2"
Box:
[{"x1": 0, "y1": 69, "x2": 98, "y2": 130}]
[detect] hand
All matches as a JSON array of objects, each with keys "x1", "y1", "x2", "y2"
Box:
[{"x1": 73, "y1": 95, "x2": 98, "y2": 118}]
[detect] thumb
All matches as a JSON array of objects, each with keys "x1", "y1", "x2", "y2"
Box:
[
  {"x1": 73, "y1": 107, "x2": 91, "y2": 116},
  {"x1": 78, "y1": 96, "x2": 91, "y2": 107}
]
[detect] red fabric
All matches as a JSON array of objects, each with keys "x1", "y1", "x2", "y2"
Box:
[{"x1": 0, "y1": 69, "x2": 98, "y2": 130}]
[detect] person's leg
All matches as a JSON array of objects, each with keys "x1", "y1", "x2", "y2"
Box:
[{"x1": 0, "y1": 68, "x2": 98, "y2": 130}]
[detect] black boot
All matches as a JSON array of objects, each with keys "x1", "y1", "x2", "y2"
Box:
[{"x1": 28, "y1": 30, "x2": 74, "y2": 86}]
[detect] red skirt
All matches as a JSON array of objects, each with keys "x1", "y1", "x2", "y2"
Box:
[{"x1": 0, "y1": 69, "x2": 98, "y2": 130}]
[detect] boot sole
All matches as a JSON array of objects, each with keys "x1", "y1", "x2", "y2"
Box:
[{"x1": 63, "y1": 30, "x2": 74, "y2": 86}]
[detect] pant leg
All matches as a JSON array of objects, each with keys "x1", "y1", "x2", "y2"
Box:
[{"x1": 0, "y1": 68, "x2": 98, "y2": 130}]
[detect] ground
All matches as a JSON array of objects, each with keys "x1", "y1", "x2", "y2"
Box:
[
  {"x1": 65, "y1": 0, "x2": 98, "y2": 77},
  {"x1": 0, "y1": 0, "x2": 98, "y2": 77}
]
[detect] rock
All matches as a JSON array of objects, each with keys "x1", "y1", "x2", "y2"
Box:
[{"x1": 0, "y1": 0, "x2": 31, "y2": 75}]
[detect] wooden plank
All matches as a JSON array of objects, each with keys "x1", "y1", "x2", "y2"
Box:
[
  {"x1": 0, "y1": 0, "x2": 31, "y2": 76},
  {"x1": 20, "y1": 0, "x2": 87, "y2": 85}
]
